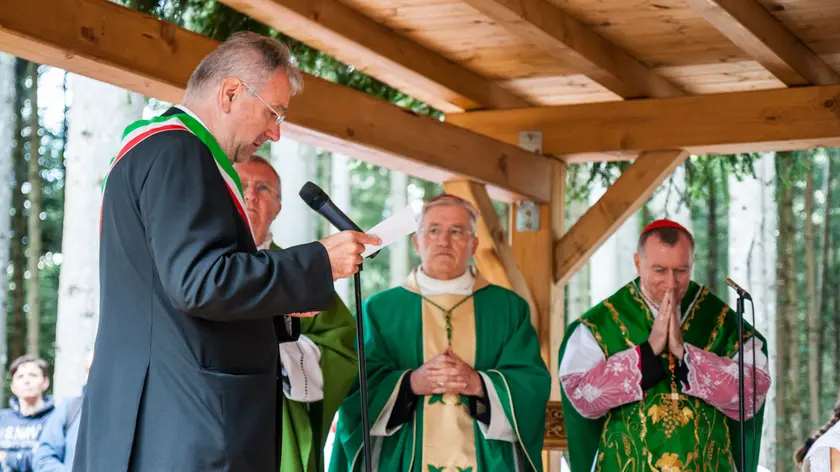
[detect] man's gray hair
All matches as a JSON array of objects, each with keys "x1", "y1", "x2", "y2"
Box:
[
  {"x1": 185, "y1": 32, "x2": 303, "y2": 99},
  {"x1": 418, "y1": 194, "x2": 479, "y2": 234}
]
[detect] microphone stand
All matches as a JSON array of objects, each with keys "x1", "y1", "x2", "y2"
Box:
[
  {"x1": 735, "y1": 291, "x2": 746, "y2": 472},
  {"x1": 353, "y1": 265, "x2": 373, "y2": 472}
]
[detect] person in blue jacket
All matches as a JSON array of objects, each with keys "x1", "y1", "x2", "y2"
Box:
[
  {"x1": 33, "y1": 352, "x2": 93, "y2": 472},
  {"x1": 0, "y1": 355, "x2": 55, "y2": 472}
]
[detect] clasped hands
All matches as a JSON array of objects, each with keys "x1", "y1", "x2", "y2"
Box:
[
  {"x1": 410, "y1": 350, "x2": 483, "y2": 397},
  {"x1": 648, "y1": 290, "x2": 685, "y2": 359}
]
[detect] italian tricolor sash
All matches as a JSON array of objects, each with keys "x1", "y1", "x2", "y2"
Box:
[{"x1": 101, "y1": 111, "x2": 251, "y2": 232}]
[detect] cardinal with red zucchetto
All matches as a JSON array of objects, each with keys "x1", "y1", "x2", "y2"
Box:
[{"x1": 559, "y1": 219, "x2": 770, "y2": 472}]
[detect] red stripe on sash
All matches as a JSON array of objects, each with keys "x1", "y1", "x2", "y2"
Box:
[
  {"x1": 100, "y1": 125, "x2": 189, "y2": 234},
  {"x1": 224, "y1": 184, "x2": 251, "y2": 233},
  {"x1": 110, "y1": 124, "x2": 189, "y2": 172}
]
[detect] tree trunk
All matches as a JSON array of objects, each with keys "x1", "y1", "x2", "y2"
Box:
[
  {"x1": 388, "y1": 170, "x2": 410, "y2": 286},
  {"x1": 588, "y1": 177, "x2": 638, "y2": 302},
  {"x1": 805, "y1": 159, "x2": 820, "y2": 428},
  {"x1": 565, "y1": 169, "x2": 590, "y2": 324},
  {"x1": 835, "y1": 237, "x2": 840, "y2": 400},
  {"x1": 25, "y1": 61, "x2": 42, "y2": 357},
  {"x1": 330, "y1": 153, "x2": 351, "y2": 304},
  {"x1": 707, "y1": 164, "x2": 719, "y2": 294},
  {"x1": 9, "y1": 58, "x2": 28, "y2": 362},
  {"x1": 790, "y1": 154, "x2": 805, "y2": 445},
  {"x1": 649, "y1": 165, "x2": 692, "y2": 231},
  {"x1": 775, "y1": 151, "x2": 795, "y2": 471},
  {"x1": 817, "y1": 153, "x2": 832, "y2": 413},
  {"x1": 0, "y1": 53, "x2": 16, "y2": 404},
  {"x1": 269, "y1": 139, "x2": 317, "y2": 247},
  {"x1": 53, "y1": 75, "x2": 145, "y2": 398},
  {"x1": 728, "y1": 152, "x2": 777, "y2": 469}
]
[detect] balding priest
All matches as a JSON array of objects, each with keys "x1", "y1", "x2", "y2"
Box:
[{"x1": 558, "y1": 219, "x2": 772, "y2": 472}]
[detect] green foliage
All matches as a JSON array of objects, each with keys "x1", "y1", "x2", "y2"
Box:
[{"x1": 565, "y1": 161, "x2": 630, "y2": 203}]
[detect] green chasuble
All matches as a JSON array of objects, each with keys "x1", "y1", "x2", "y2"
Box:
[
  {"x1": 329, "y1": 269, "x2": 551, "y2": 472},
  {"x1": 273, "y1": 243, "x2": 359, "y2": 472},
  {"x1": 559, "y1": 279, "x2": 767, "y2": 472}
]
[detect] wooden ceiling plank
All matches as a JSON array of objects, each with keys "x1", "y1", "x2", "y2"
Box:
[
  {"x1": 0, "y1": 0, "x2": 552, "y2": 201},
  {"x1": 683, "y1": 0, "x2": 840, "y2": 86},
  {"x1": 218, "y1": 0, "x2": 531, "y2": 111},
  {"x1": 460, "y1": 0, "x2": 686, "y2": 99}
]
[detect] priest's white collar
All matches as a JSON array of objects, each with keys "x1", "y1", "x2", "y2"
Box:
[
  {"x1": 415, "y1": 266, "x2": 475, "y2": 296},
  {"x1": 256, "y1": 232, "x2": 273, "y2": 251}
]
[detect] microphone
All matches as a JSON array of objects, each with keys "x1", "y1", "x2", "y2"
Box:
[
  {"x1": 726, "y1": 277, "x2": 752, "y2": 301},
  {"x1": 299, "y1": 182, "x2": 379, "y2": 258},
  {"x1": 300, "y1": 181, "x2": 363, "y2": 232}
]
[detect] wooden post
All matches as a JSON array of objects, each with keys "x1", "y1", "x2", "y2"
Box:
[
  {"x1": 510, "y1": 162, "x2": 565, "y2": 366},
  {"x1": 511, "y1": 161, "x2": 566, "y2": 468}
]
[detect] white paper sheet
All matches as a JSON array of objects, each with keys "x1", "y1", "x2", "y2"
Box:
[{"x1": 362, "y1": 205, "x2": 419, "y2": 258}]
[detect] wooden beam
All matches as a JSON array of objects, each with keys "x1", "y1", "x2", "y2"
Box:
[
  {"x1": 445, "y1": 85, "x2": 840, "y2": 158},
  {"x1": 554, "y1": 150, "x2": 689, "y2": 284},
  {"x1": 511, "y1": 161, "x2": 565, "y2": 383},
  {"x1": 461, "y1": 0, "x2": 685, "y2": 99},
  {"x1": 0, "y1": 0, "x2": 552, "y2": 202},
  {"x1": 683, "y1": 0, "x2": 840, "y2": 86},
  {"x1": 218, "y1": 0, "x2": 530, "y2": 112},
  {"x1": 443, "y1": 180, "x2": 539, "y2": 327}
]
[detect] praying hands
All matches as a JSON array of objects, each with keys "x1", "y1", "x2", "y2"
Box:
[
  {"x1": 410, "y1": 350, "x2": 483, "y2": 396},
  {"x1": 647, "y1": 290, "x2": 685, "y2": 358}
]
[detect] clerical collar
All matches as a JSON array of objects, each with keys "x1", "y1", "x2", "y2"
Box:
[
  {"x1": 173, "y1": 105, "x2": 209, "y2": 131},
  {"x1": 256, "y1": 232, "x2": 273, "y2": 251},
  {"x1": 416, "y1": 267, "x2": 475, "y2": 296}
]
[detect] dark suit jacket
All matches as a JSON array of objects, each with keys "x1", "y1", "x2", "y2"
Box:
[{"x1": 73, "y1": 109, "x2": 335, "y2": 472}]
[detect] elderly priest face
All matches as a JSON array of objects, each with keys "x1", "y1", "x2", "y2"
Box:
[
  {"x1": 413, "y1": 195, "x2": 479, "y2": 281},
  {"x1": 234, "y1": 157, "x2": 282, "y2": 248}
]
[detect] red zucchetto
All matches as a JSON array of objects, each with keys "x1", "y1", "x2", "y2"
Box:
[{"x1": 641, "y1": 219, "x2": 690, "y2": 235}]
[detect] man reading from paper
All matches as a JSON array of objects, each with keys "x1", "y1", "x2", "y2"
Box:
[
  {"x1": 76, "y1": 32, "x2": 379, "y2": 472},
  {"x1": 559, "y1": 219, "x2": 772, "y2": 472},
  {"x1": 330, "y1": 194, "x2": 550, "y2": 472},
  {"x1": 234, "y1": 156, "x2": 358, "y2": 472}
]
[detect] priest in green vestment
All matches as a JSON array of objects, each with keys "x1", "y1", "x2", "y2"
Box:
[
  {"x1": 559, "y1": 219, "x2": 771, "y2": 472},
  {"x1": 330, "y1": 194, "x2": 550, "y2": 472},
  {"x1": 235, "y1": 158, "x2": 358, "y2": 472}
]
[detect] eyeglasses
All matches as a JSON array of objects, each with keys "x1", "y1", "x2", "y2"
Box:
[
  {"x1": 241, "y1": 81, "x2": 286, "y2": 125},
  {"x1": 241, "y1": 179, "x2": 280, "y2": 201},
  {"x1": 419, "y1": 225, "x2": 473, "y2": 241}
]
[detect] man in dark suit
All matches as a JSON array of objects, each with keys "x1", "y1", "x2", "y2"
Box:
[{"x1": 72, "y1": 31, "x2": 379, "y2": 472}]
